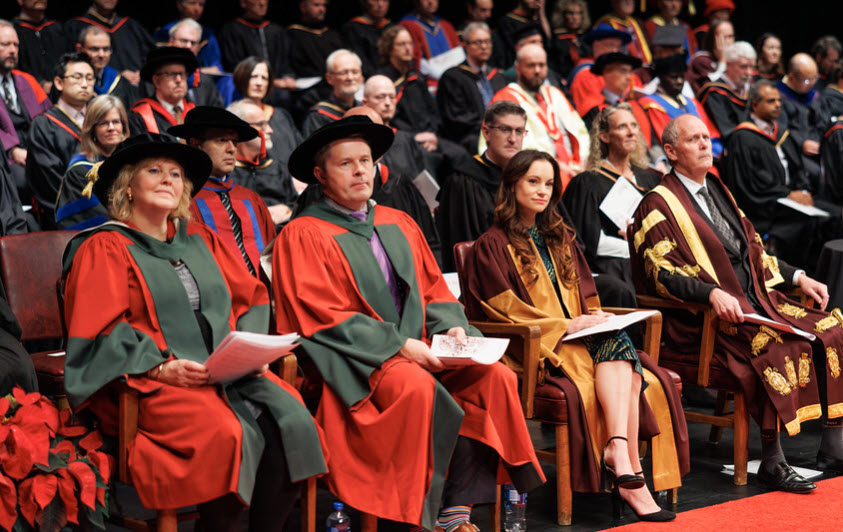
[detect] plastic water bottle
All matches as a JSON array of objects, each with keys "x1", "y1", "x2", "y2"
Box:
[
  {"x1": 503, "y1": 484, "x2": 527, "y2": 532},
  {"x1": 326, "y1": 502, "x2": 350, "y2": 532}
]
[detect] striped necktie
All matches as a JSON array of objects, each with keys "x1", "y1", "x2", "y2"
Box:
[
  {"x1": 218, "y1": 190, "x2": 256, "y2": 275},
  {"x1": 2, "y1": 76, "x2": 14, "y2": 111}
]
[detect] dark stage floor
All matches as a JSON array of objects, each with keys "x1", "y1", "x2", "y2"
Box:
[{"x1": 106, "y1": 397, "x2": 840, "y2": 532}]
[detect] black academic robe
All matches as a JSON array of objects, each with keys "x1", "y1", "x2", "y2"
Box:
[
  {"x1": 266, "y1": 105, "x2": 301, "y2": 174},
  {"x1": 495, "y1": 9, "x2": 540, "y2": 72},
  {"x1": 811, "y1": 85, "x2": 843, "y2": 139},
  {"x1": 821, "y1": 124, "x2": 843, "y2": 204},
  {"x1": 219, "y1": 18, "x2": 293, "y2": 77},
  {"x1": 13, "y1": 17, "x2": 69, "y2": 84},
  {"x1": 286, "y1": 22, "x2": 346, "y2": 78},
  {"x1": 380, "y1": 129, "x2": 428, "y2": 185},
  {"x1": 437, "y1": 63, "x2": 508, "y2": 152},
  {"x1": 24, "y1": 107, "x2": 81, "y2": 228},
  {"x1": 129, "y1": 98, "x2": 195, "y2": 135},
  {"x1": 0, "y1": 274, "x2": 37, "y2": 396},
  {"x1": 722, "y1": 121, "x2": 833, "y2": 269},
  {"x1": 300, "y1": 94, "x2": 355, "y2": 137},
  {"x1": 550, "y1": 30, "x2": 582, "y2": 81},
  {"x1": 96, "y1": 67, "x2": 139, "y2": 111},
  {"x1": 341, "y1": 16, "x2": 393, "y2": 77},
  {"x1": 436, "y1": 153, "x2": 501, "y2": 272},
  {"x1": 232, "y1": 157, "x2": 297, "y2": 210},
  {"x1": 562, "y1": 164, "x2": 661, "y2": 285},
  {"x1": 377, "y1": 65, "x2": 441, "y2": 134},
  {"x1": 64, "y1": 11, "x2": 153, "y2": 72},
  {"x1": 0, "y1": 154, "x2": 28, "y2": 236},
  {"x1": 698, "y1": 80, "x2": 747, "y2": 138}
]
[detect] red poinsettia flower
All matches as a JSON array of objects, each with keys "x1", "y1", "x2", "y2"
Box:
[
  {"x1": 0, "y1": 471, "x2": 17, "y2": 532},
  {"x1": 56, "y1": 409, "x2": 88, "y2": 438},
  {"x1": 0, "y1": 425, "x2": 36, "y2": 480},
  {"x1": 51, "y1": 439, "x2": 77, "y2": 462},
  {"x1": 56, "y1": 469, "x2": 79, "y2": 525}
]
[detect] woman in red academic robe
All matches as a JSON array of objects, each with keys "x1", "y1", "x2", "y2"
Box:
[
  {"x1": 62, "y1": 133, "x2": 327, "y2": 532},
  {"x1": 464, "y1": 150, "x2": 688, "y2": 522}
]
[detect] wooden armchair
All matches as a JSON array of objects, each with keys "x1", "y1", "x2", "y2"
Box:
[
  {"x1": 635, "y1": 294, "x2": 749, "y2": 486},
  {"x1": 114, "y1": 354, "x2": 317, "y2": 532},
  {"x1": 453, "y1": 241, "x2": 677, "y2": 526}
]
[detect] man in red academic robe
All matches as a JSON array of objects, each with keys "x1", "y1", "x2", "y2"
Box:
[
  {"x1": 169, "y1": 106, "x2": 276, "y2": 279},
  {"x1": 130, "y1": 47, "x2": 197, "y2": 135},
  {"x1": 273, "y1": 117, "x2": 544, "y2": 530},
  {"x1": 631, "y1": 114, "x2": 843, "y2": 492}
]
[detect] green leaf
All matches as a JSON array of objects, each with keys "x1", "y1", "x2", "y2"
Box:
[
  {"x1": 34, "y1": 453, "x2": 68, "y2": 473},
  {"x1": 12, "y1": 517, "x2": 36, "y2": 532},
  {"x1": 84, "y1": 504, "x2": 105, "y2": 530},
  {"x1": 34, "y1": 498, "x2": 67, "y2": 532}
]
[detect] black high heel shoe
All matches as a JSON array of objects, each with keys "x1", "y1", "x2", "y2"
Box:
[
  {"x1": 611, "y1": 487, "x2": 676, "y2": 522},
  {"x1": 601, "y1": 436, "x2": 645, "y2": 491}
]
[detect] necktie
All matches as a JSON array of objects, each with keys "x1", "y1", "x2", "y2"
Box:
[
  {"x1": 697, "y1": 186, "x2": 740, "y2": 252},
  {"x1": 2, "y1": 76, "x2": 14, "y2": 111},
  {"x1": 350, "y1": 210, "x2": 404, "y2": 313},
  {"x1": 219, "y1": 190, "x2": 257, "y2": 275},
  {"x1": 173, "y1": 104, "x2": 183, "y2": 125},
  {"x1": 478, "y1": 69, "x2": 494, "y2": 107},
  {"x1": 535, "y1": 90, "x2": 548, "y2": 115}
]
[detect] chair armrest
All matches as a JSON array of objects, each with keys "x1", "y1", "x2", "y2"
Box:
[
  {"x1": 633, "y1": 295, "x2": 719, "y2": 387},
  {"x1": 118, "y1": 384, "x2": 139, "y2": 484},
  {"x1": 280, "y1": 353, "x2": 298, "y2": 387},
  {"x1": 471, "y1": 321, "x2": 542, "y2": 419},
  {"x1": 601, "y1": 307, "x2": 663, "y2": 363}
]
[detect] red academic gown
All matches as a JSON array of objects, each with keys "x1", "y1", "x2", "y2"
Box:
[
  {"x1": 569, "y1": 58, "x2": 644, "y2": 117},
  {"x1": 273, "y1": 203, "x2": 543, "y2": 529},
  {"x1": 63, "y1": 220, "x2": 328, "y2": 510}
]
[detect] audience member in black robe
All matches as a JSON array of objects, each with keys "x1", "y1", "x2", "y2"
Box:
[
  {"x1": 810, "y1": 35, "x2": 842, "y2": 92},
  {"x1": 152, "y1": 0, "x2": 224, "y2": 74},
  {"x1": 821, "y1": 124, "x2": 843, "y2": 205},
  {"x1": 75, "y1": 26, "x2": 138, "y2": 111},
  {"x1": 228, "y1": 99, "x2": 298, "y2": 227},
  {"x1": 775, "y1": 53, "x2": 822, "y2": 190},
  {"x1": 25, "y1": 53, "x2": 92, "y2": 229},
  {"x1": 0, "y1": 150, "x2": 28, "y2": 236},
  {"x1": 697, "y1": 41, "x2": 754, "y2": 138},
  {"x1": 563, "y1": 103, "x2": 661, "y2": 294},
  {"x1": 437, "y1": 22, "x2": 508, "y2": 153},
  {"x1": 231, "y1": 56, "x2": 302, "y2": 173},
  {"x1": 0, "y1": 21, "x2": 53, "y2": 205},
  {"x1": 301, "y1": 50, "x2": 363, "y2": 136},
  {"x1": 437, "y1": 101, "x2": 525, "y2": 272},
  {"x1": 129, "y1": 47, "x2": 198, "y2": 135},
  {"x1": 161, "y1": 19, "x2": 223, "y2": 108},
  {"x1": 811, "y1": 62, "x2": 843, "y2": 140},
  {"x1": 13, "y1": 0, "x2": 68, "y2": 92},
  {"x1": 64, "y1": 0, "x2": 154, "y2": 86},
  {"x1": 495, "y1": 0, "x2": 551, "y2": 70},
  {"x1": 341, "y1": 0, "x2": 393, "y2": 77},
  {"x1": 499, "y1": 23, "x2": 565, "y2": 89},
  {"x1": 549, "y1": 0, "x2": 589, "y2": 82},
  {"x1": 376, "y1": 26, "x2": 471, "y2": 179},
  {"x1": 458, "y1": 0, "x2": 493, "y2": 34},
  {"x1": 722, "y1": 80, "x2": 838, "y2": 270},
  {"x1": 219, "y1": 1, "x2": 296, "y2": 97},
  {"x1": 287, "y1": 0, "x2": 346, "y2": 79},
  {"x1": 0, "y1": 273, "x2": 37, "y2": 396}
]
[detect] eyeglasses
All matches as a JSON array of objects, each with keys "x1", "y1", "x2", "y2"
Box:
[
  {"x1": 466, "y1": 38, "x2": 492, "y2": 47},
  {"x1": 487, "y1": 125, "x2": 528, "y2": 137},
  {"x1": 156, "y1": 71, "x2": 187, "y2": 80},
  {"x1": 95, "y1": 119, "x2": 122, "y2": 129},
  {"x1": 248, "y1": 120, "x2": 269, "y2": 129},
  {"x1": 63, "y1": 73, "x2": 95, "y2": 83},
  {"x1": 794, "y1": 75, "x2": 818, "y2": 86}
]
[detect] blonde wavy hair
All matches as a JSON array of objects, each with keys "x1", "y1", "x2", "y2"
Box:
[
  {"x1": 107, "y1": 157, "x2": 193, "y2": 222},
  {"x1": 585, "y1": 103, "x2": 649, "y2": 170}
]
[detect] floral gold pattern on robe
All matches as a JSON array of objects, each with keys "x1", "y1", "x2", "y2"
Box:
[
  {"x1": 778, "y1": 303, "x2": 807, "y2": 319},
  {"x1": 799, "y1": 354, "x2": 811, "y2": 387},
  {"x1": 785, "y1": 356, "x2": 798, "y2": 388},
  {"x1": 764, "y1": 366, "x2": 792, "y2": 395},
  {"x1": 751, "y1": 325, "x2": 783, "y2": 356},
  {"x1": 828, "y1": 347, "x2": 841, "y2": 379},
  {"x1": 719, "y1": 322, "x2": 738, "y2": 336},
  {"x1": 815, "y1": 308, "x2": 843, "y2": 334}
]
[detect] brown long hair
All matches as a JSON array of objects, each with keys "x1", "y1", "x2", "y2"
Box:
[{"x1": 494, "y1": 150, "x2": 578, "y2": 288}]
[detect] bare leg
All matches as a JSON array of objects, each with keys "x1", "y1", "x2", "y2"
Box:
[
  {"x1": 626, "y1": 372, "x2": 643, "y2": 472},
  {"x1": 594, "y1": 360, "x2": 634, "y2": 477}
]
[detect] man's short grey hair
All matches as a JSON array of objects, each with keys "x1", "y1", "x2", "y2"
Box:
[
  {"x1": 169, "y1": 18, "x2": 202, "y2": 39},
  {"x1": 662, "y1": 117, "x2": 683, "y2": 148},
  {"x1": 748, "y1": 78, "x2": 778, "y2": 105},
  {"x1": 78, "y1": 25, "x2": 109, "y2": 45},
  {"x1": 227, "y1": 99, "x2": 260, "y2": 121},
  {"x1": 461, "y1": 22, "x2": 491, "y2": 42},
  {"x1": 325, "y1": 49, "x2": 361, "y2": 74},
  {"x1": 0, "y1": 19, "x2": 14, "y2": 32},
  {"x1": 723, "y1": 41, "x2": 757, "y2": 63}
]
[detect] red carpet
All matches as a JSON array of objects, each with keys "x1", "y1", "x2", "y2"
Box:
[{"x1": 606, "y1": 476, "x2": 843, "y2": 531}]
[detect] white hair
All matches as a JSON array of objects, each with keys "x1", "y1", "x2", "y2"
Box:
[
  {"x1": 226, "y1": 99, "x2": 260, "y2": 121},
  {"x1": 325, "y1": 49, "x2": 362, "y2": 73},
  {"x1": 724, "y1": 41, "x2": 757, "y2": 63},
  {"x1": 462, "y1": 22, "x2": 491, "y2": 41},
  {"x1": 515, "y1": 43, "x2": 546, "y2": 64},
  {"x1": 169, "y1": 18, "x2": 202, "y2": 39}
]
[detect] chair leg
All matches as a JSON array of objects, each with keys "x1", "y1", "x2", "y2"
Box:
[
  {"x1": 667, "y1": 487, "x2": 678, "y2": 505},
  {"x1": 488, "y1": 484, "x2": 501, "y2": 531},
  {"x1": 361, "y1": 512, "x2": 378, "y2": 532},
  {"x1": 555, "y1": 425, "x2": 573, "y2": 526},
  {"x1": 300, "y1": 477, "x2": 316, "y2": 532},
  {"x1": 709, "y1": 391, "x2": 730, "y2": 443},
  {"x1": 156, "y1": 509, "x2": 177, "y2": 532},
  {"x1": 732, "y1": 392, "x2": 749, "y2": 486}
]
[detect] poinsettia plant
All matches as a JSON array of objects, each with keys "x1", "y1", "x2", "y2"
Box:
[{"x1": 0, "y1": 387, "x2": 111, "y2": 532}]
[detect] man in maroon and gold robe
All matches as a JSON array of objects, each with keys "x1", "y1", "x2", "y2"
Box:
[
  {"x1": 273, "y1": 117, "x2": 543, "y2": 530},
  {"x1": 631, "y1": 114, "x2": 843, "y2": 492}
]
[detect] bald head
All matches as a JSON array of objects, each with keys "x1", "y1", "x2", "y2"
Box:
[
  {"x1": 515, "y1": 43, "x2": 547, "y2": 92},
  {"x1": 362, "y1": 75, "x2": 397, "y2": 124},
  {"x1": 344, "y1": 105, "x2": 383, "y2": 125},
  {"x1": 787, "y1": 53, "x2": 819, "y2": 94}
]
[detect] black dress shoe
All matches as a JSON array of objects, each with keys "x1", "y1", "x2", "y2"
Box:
[
  {"x1": 816, "y1": 450, "x2": 843, "y2": 472},
  {"x1": 756, "y1": 462, "x2": 817, "y2": 493}
]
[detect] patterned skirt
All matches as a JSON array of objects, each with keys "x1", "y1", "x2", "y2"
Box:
[{"x1": 582, "y1": 330, "x2": 645, "y2": 388}]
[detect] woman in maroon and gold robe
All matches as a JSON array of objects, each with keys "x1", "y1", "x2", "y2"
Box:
[{"x1": 464, "y1": 150, "x2": 687, "y2": 521}]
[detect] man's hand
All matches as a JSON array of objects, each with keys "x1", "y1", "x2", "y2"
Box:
[
  {"x1": 121, "y1": 69, "x2": 141, "y2": 85},
  {"x1": 157, "y1": 359, "x2": 209, "y2": 387},
  {"x1": 796, "y1": 272, "x2": 830, "y2": 310},
  {"x1": 268, "y1": 204, "x2": 292, "y2": 224},
  {"x1": 9, "y1": 147, "x2": 27, "y2": 166},
  {"x1": 709, "y1": 288, "x2": 744, "y2": 322},
  {"x1": 787, "y1": 189, "x2": 814, "y2": 206},
  {"x1": 445, "y1": 326, "x2": 467, "y2": 344},
  {"x1": 414, "y1": 132, "x2": 438, "y2": 152},
  {"x1": 274, "y1": 76, "x2": 297, "y2": 90},
  {"x1": 566, "y1": 310, "x2": 613, "y2": 334},
  {"x1": 399, "y1": 338, "x2": 445, "y2": 372},
  {"x1": 803, "y1": 139, "x2": 820, "y2": 156}
]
